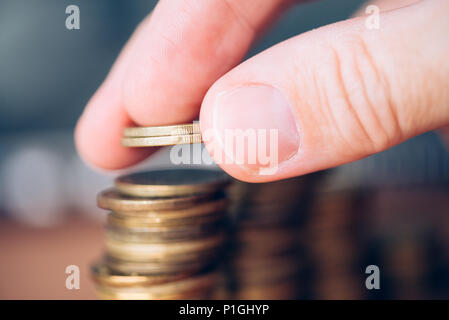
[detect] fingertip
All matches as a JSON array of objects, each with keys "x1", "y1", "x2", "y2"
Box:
[
  {"x1": 75, "y1": 124, "x2": 153, "y2": 171},
  {"x1": 200, "y1": 81, "x2": 300, "y2": 184},
  {"x1": 122, "y1": 68, "x2": 201, "y2": 126},
  {"x1": 74, "y1": 95, "x2": 153, "y2": 171}
]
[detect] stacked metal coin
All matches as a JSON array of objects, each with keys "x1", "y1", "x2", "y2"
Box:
[
  {"x1": 91, "y1": 168, "x2": 230, "y2": 300},
  {"x1": 226, "y1": 176, "x2": 317, "y2": 299},
  {"x1": 305, "y1": 190, "x2": 364, "y2": 299},
  {"x1": 121, "y1": 123, "x2": 202, "y2": 147}
]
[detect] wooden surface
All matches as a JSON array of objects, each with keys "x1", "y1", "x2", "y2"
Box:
[{"x1": 0, "y1": 217, "x2": 104, "y2": 299}]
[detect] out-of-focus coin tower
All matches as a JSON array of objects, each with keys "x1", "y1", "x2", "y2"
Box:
[
  {"x1": 304, "y1": 189, "x2": 364, "y2": 299},
  {"x1": 224, "y1": 174, "x2": 321, "y2": 299},
  {"x1": 87, "y1": 124, "x2": 449, "y2": 299},
  {"x1": 91, "y1": 169, "x2": 230, "y2": 300},
  {"x1": 91, "y1": 167, "x2": 449, "y2": 299}
]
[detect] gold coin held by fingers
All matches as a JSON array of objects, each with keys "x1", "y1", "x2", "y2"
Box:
[
  {"x1": 124, "y1": 123, "x2": 201, "y2": 137},
  {"x1": 121, "y1": 134, "x2": 202, "y2": 147}
]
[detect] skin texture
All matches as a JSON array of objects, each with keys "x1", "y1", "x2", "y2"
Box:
[{"x1": 75, "y1": 0, "x2": 449, "y2": 182}]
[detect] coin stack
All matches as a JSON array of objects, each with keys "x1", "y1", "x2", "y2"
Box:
[
  {"x1": 91, "y1": 168, "x2": 230, "y2": 300},
  {"x1": 226, "y1": 176, "x2": 317, "y2": 299},
  {"x1": 305, "y1": 190, "x2": 364, "y2": 299},
  {"x1": 363, "y1": 188, "x2": 447, "y2": 299},
  {"x1": 121, "y1": 123, "x2": 202, "y2": 147}
]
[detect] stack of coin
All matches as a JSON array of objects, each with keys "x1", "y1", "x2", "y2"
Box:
[
  {"x1": 121, "y1": 123, "x2": 201, "y2": 147},
  {"x1": 363, "y1": 187, "x2": 449, "y2": 299},
  {"x1": 226, "y1": 175, "x2": 319, "y2": 299},
  {"x1": 305, "y1": 190, "x2": 364, "y2": 299},
  {"x1": 91, "y1": 168, "x2": 230, "y2": 300}
]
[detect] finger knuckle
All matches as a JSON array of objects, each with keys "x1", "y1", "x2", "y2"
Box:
[{"x1": 318, "y1": 35, "x2": 402, "y2": 155}]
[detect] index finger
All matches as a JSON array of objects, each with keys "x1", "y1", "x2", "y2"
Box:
[{"x1": 75, "y1": 0, "x2": 293, "y2": 170}]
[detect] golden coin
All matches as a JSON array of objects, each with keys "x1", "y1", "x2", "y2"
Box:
[
  {"x1": 105, "y1": 233, "x2": 224, "y2": 261},
  {"x1": 97, "y1": 188, "x2": 213, "y2": 212},
  {"x1": 106, "y1": 248, "x2": 221, "y2": 264},
  {"x1": 110, "y1": 197, "x2": 227, "y2": 221},
  {"x1": 235, "y1": 228, "x2": 299, "y2": 255},
  {"x1": 115, "y1": 169, "x2": 230, "y2": 198},
  {"x1": 95, "y1": 271, "x2": 218, "y2": 300},
  {"x1": 105, "y1": 256, "x2": 214, "y2": 275},
  {"x1": 234, "y1": 281, "x2": 298, "y2": 300},
  {"x1": 96, "y1": 287, "x2": 214, "y2": 300},
  {"x1": 239, "y1": 201, "x2": 301, "y2": 215},
  {"x1": 109, "y1": 211, "x2": 226, "y2": 230},
  {"x1": 233, "y1": 257, "x2": 300, "y2": 285},
  {"x1": 238, "y1": 210, "x2": 299, "y2": 228},
  {"x1": 106, "y1": 220, "x2": 224, "y2": 242},
  {"x1": 121, "y1": 134, "x2": 202, "y2": 147},
  {"x1": 124, "y1": 123, "x2": 201, "y2": 137},
  {"x1": 91, "y1": 262, "x2": 190, "y2": 287},
  {"x1": 107, "y1": 210, "x2": 226, "y2": 229},
  {"x1": 237, "y1": 227, "x2": 299, "y2": 243}
]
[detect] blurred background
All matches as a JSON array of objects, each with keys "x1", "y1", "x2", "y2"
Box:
[{"x1": 1, "y1": 0, "x2": 448, "y2": 299}]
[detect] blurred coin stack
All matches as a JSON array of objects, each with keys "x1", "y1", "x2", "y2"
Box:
[
  {"x1": 305, "y1": 190, "x2": 364, "y2": 299},
  {"x1": 91, "y1": 168, "x2": 230, "y2": 300},
  {"x1": 226, "y1": 175, "x2": 319, "y2": 299},
  {"x1": 363, "y1": 188, "x2": 449, "y2": 299}
]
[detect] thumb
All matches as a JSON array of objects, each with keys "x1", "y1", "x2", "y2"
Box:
[{"x1": 200, "y1": 0, "x2": 449, "y2": 182}]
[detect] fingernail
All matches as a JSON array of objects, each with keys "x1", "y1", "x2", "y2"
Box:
[{"x1": 212, "y1": 84, "x2": 300, "y2": 175}]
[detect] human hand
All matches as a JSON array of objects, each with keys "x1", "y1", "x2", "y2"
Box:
[{"x1": 75, "y1": 0, "x2": 449, "y2": 182}]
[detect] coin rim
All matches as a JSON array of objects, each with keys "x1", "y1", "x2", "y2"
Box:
[
  {"x1": 107, "y1": 211, "x2": 226, "y2": 229},
  {"x1": 105, "y1": 233, "x2": 224, "y2": 261},
  {"x1": 91, "y1": 263, "x2": 190, "y2": 287},
  {"x1": 123, "y1": 123, "x2": 200, "y2": 137},
  {"x1": 121, "y1": 134, "x2": 202, "y2": 147},
  {"x1": 114, "y1": 169, "x2": 230, "y2": 198},
  {"x1": 104, "y1": 256, "x2": 213, "y2": 275},
  {"x1": 110, "y1": 197, "x2": 228, "y2": 221},
  {"x1": 94, "y1": 271, "x2": 218, "y2": 299},
  {"x1": 97, "y1": 188, "x2": 213, "y2": 212}
]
